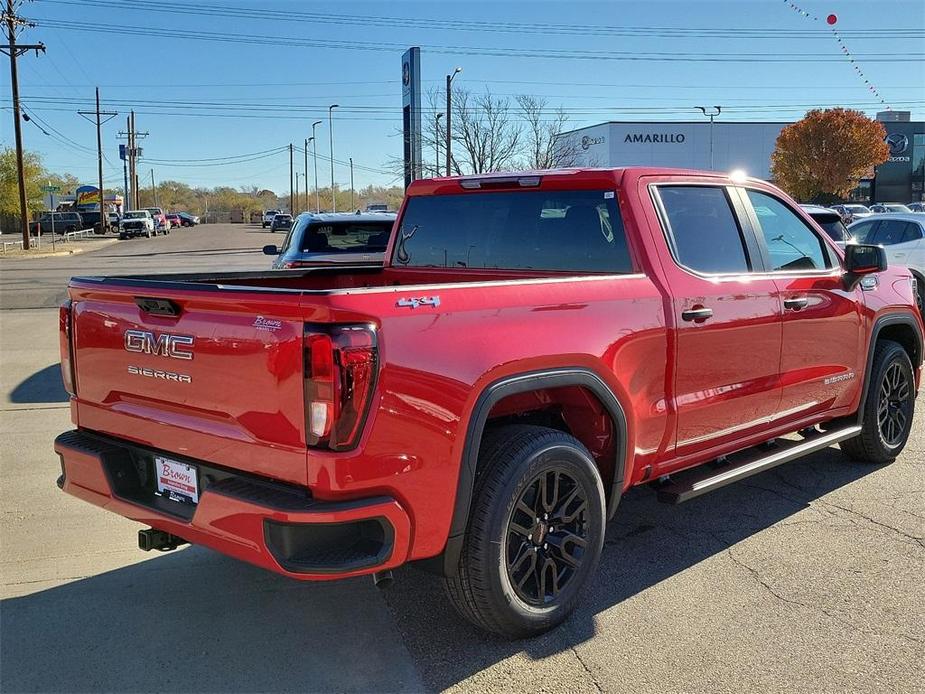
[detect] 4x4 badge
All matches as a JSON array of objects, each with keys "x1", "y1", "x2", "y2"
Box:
[{"x1": 397, "y1": 296, "x2": 441, "y2": 309}]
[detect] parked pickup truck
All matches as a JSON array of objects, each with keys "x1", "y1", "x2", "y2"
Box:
[{"x1": 55, "y1": 168, "x2": 922, "y2": 637}]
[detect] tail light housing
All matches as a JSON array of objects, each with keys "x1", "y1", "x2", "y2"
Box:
[
  {"x1": 304, "y1": 324, "x2": 378, "y2": 451},
  {"x1": 59, "y1": 299, "x2": 76, "y2": 396}
]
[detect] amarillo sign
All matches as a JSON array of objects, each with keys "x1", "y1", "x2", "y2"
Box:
[{"x1": 624, "y1": 133, "x2": 686, "y2": 144}]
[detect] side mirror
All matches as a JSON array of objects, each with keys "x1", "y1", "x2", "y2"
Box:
[
  {"x1": 262, "y1": 244, "x2": 279, "y2": 255},
  {"x1": 844, "y1": 243, "x2": 887, "y2": 289}
]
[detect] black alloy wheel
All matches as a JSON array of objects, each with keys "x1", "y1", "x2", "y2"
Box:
[
  {"x1": 878, "y1": 361, "x2": 912, "y2": 447},
  {"x1": 841, "y1": 339, "x2": 915, "y2": 463},
  {"x1": 506, "y1": 469, "x2": 590, "y2": 606}
]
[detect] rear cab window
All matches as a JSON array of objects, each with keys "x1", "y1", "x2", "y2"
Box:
[
  {"x1": 302, "y1": 221, "x2": 394, "y2": 254},
  {"x1": 393, "y1": 189, "x2": 633, "y2": 273}
]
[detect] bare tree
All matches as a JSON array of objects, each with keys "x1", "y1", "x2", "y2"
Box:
[
  {"x1": 516, "y1": 95, "x2": 582, "y2": 170},
  {"x1": 451, "y1": 88, "x2": 521, "y2": 174}
]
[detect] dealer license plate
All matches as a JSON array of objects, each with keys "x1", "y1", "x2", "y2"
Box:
[{"x1": 154, "y1": 457, "x2": 199, "y2": 505}]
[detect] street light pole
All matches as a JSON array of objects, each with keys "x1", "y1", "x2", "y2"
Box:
[
  {"x1": 303, "y1": 137, "x2": 309, "y2": 212},
  {"x1": 349, "y1": 157, "x2": 355, "y2": 211},
  {"x1": 328, "y1": 104, "x2": 339, "y2": 212},
  {"x1": 697, "y1": 106, "x2": 722, "y2": 170},
  {"x1": 445, "y1": 67, "x2": 461, "y2": 176},
  {"x1": 311, "y1": 120, "x2": 321, "y2": 213},
  {"x1": 435, "y1": 113, "x2": 443, "y2": 177}
]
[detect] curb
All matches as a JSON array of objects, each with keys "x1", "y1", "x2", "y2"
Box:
[{"x1": 1, "y1": 238, "x2": 120, "y2": 260}]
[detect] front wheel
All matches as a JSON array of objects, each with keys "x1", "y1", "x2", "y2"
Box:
[
  {"x1": 444, "y1": 425, "x2": 606, "y2": 638},
  {"x1": 841, "y1": 339, "x2": 915, "y2": 463}
]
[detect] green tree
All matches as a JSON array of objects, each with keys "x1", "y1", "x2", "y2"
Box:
[{"x1": 0, "y1": 147, "x2": 45, "y2": 217}]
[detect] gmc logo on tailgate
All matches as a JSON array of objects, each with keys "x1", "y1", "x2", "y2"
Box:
[{"x1": 124, "y1": 330, "x2": 194, "y2": 360}]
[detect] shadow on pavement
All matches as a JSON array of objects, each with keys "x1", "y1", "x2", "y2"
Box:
[
  {"x1": 8, "y1": 363, "x2": 69, "y2": 404},
  {"x1": 0, "y1": 448, "x2": 880, "y2": 693},
  {"x1": 381, "y1": 448, "x2": 880, "y2": 691},
  {"x1": 0, "y1": 550, "x2": 422, "y2": 693}
]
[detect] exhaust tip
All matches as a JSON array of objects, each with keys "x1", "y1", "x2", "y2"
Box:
[{"x1": 372, "y1": 570, "x2": 394, "y2": 589}]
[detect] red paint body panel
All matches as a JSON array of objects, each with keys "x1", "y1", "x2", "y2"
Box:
[{"x1": 58, "y1": 167, "x2": 923, "y2": 581}]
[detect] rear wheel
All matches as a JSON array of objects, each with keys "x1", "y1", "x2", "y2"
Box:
[
  {"x1": 444, "y1": 425, "x2": 606, "y2": 638},
  {"x1": 841, "y1": 340, "x2": 915, "y2": 463}
]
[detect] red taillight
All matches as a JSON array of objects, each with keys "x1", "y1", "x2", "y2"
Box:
[
  {"x1": 58, "y1": 299, "x2": 76, "y2": 396},
  {"x1": 304, "y1": 324, "x2": 378, "y2": 451}
]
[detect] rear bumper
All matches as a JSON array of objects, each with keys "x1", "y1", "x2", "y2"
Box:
[{"x1": 54, "y1": 430, "x2": 411, "y2": 580}]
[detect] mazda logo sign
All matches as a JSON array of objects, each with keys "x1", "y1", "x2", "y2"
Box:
[{"x1": 885, "y1": 133, "x2": 909, "y2": 155}]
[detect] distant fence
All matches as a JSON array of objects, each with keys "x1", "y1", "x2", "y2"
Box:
[{"x1": 0, "y1": 227, "x2": 94, "y2": 253}]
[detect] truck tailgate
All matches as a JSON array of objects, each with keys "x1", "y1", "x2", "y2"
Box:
[{"x1": 68, "y1": 281, "x2": 309, "y2": 485}]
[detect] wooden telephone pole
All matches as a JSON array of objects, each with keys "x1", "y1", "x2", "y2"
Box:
[
  {"x1": 2, "y1": 0, "x2": 45, "y2": 249},
  {"x1": 78, "y1": 88, "x2": 117, "y2": 231}
]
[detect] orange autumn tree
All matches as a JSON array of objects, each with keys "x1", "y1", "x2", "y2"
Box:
[{"x1": 770, "y1": 108, "x2": 889, "y2": 203}]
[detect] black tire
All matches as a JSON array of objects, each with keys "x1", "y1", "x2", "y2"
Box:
[
  {"x1": 841, "y1": 339, "x2": 915, "y2": 463},
  {"x1": 146, "y1": 229, "x2": 152, "y2": 238},
  {"x1": 443, "y1": 425, "x2": 606, "y2": 638}
]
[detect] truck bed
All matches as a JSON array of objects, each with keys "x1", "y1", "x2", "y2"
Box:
[{"x1": 72, "y1": 265, "x2": 571, "y2": 294}]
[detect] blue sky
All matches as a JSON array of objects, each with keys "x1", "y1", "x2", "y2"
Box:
[{"x1": 3, "y1": 0, "x2": 924, "y2": 194}]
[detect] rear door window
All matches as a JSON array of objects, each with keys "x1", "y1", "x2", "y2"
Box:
[
  {"x1": 393, "y1": 190, "x2": 632, "y2": 273},
  {"x1": 871, "y1": 220, "x2": 920, "y2": 245},
  {"x1": 657, "y1": 185, "x2": 751, "y2": 274}
]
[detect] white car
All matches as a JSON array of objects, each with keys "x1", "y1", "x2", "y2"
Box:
[
  {"x1": 262, "y1": 209, "x2": 280, "y2": 229},
  {"x1": 119, "y1": 210, "x2": 156, "y2": 239},
  {"x1": 849, "y1": 213, "x2": 925, "y2": 311},
  {"x1": 870, "y1": 203, "x2": 913, "y2": 214}
]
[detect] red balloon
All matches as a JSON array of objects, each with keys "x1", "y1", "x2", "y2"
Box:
[{"x1": 826, "y1": 13, "x2": 837, "y2": 24}]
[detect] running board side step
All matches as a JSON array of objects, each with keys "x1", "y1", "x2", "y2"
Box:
[{"x1": 657, "y1": 425, "x2": 862, "y2": 504}]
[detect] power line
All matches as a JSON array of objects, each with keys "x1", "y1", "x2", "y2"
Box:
[
  {"x1": 27, "y1": 18, "x2": 925, "y2": 63},
  {"x1": 37, "y1": 0, "x2": 925, "y2": 41}
]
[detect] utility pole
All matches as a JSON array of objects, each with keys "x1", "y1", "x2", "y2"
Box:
[
  {"x1": 150, "y1": 169, "x2": 158, "y2": 207},
  {"x1": 2, "y1": 0, "x2": 46, "y2": 250},
  {"x1": 121, "y1": 120, "x2": 129, "y2": 210},
  {"x1": 445, "y1": 67, "x2": 461, "y2": 177},
  {"x1": 328, "y1": 105, "x2": 338, "y2": 213},
  {"x1": 119, "y1": 110, "x2": 147, "y2": 209},
  {"x1": 288, "y1": 143, "x2": 294, "y2": 213},
  {"x1": 697, "y1": 106, "x2": 722, "y2": 170},
  {"x1": 303, "y1": 138, "x2": 309, "y2": 212},
  {"x1": 78, "y1": 87, "x2": 117, "y2": 231},
  {"x1": 311, "y1": 120, "x2": 321, "y2": 212},
  {"x1": 294, "y1": 173, "x2": 300, "y2": 215},
  {"x1": 349, "y1": 157, "x2": 355, "y2": 211},
  {"x1": 435, "y1": 113, "x2": 444, "y2": 176}
]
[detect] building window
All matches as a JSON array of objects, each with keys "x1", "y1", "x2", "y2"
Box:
[{"x1": 913, "y1": 134, "x2": 925, "y2": 200}]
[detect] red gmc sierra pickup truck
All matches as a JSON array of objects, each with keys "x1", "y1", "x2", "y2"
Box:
[{"x1": 55, "y1": 168, "x2": 922, "y2": 637}]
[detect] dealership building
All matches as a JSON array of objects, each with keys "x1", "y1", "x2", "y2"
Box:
[{"x1": 565, "y1": 112, "x2": 925, "y2": 203}]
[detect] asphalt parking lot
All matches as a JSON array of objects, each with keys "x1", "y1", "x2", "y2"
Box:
[{"x1": 1, "y1": 224, "x2": 923, "y2": 693}]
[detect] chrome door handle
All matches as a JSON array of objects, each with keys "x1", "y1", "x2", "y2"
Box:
[
  {"x1": 681, "y1": 307, "x2": 713, "y2": 322},
  {"x1": 783, "y1": 297, "x2": 809, "y2": 311}
]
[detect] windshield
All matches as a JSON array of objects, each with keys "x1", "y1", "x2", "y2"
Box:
[
  {"x1": 300, "y1": 220, "x2": 394, "y2": 254},
  {"x1": 815, "y1": 218, "x2": 848, "y2": 242},
  {"x1": 886, "y1": 204, "x2": 912, "y2": 213},
  {"x1": 845, "y1": 205, "x2": 870, "y2": 213},
  {"x1": 124, "y1": 212, "x2": 147, "y2": 219}
]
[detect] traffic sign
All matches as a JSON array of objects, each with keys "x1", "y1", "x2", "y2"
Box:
[{"x1": 42, "y1": 185, "x2": 61, "y2": 193}]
